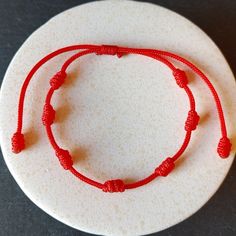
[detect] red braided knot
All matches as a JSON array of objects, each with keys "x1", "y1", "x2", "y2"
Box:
[
  {"x1": 185, "y1": 110, "x2": 200, "y2": 131},
  {"x1": 42, "y1": 104, "x2": 55, "y2": 126},
  {"x1": 102, "y1": 179, "x2": 125, "y2": 193},
  {"x1": 155, "y1": 158, "x2": 175, "y2": 177},
  {"x1": 50, "y1": 71, "x2": 67, "y2": 90},
  {"x1": 55, "y1": 148, "x2": 73, "y2": 170},
  {"x1": 96, "y1": 45, "x2": 123, "y2": 58},
  {"x1": 173, "y1": 69, "x2": 188, "y2": 88},
  {"x1": 217, "y1": 137, "x2": 232, "y2": 158},
  {"x1": 11, "y1": 132, "x2": 25, "y2": 154}
]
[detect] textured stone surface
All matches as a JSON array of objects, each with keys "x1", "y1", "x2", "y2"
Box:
[{"x1": 0, "y1": 0, "x2": 236, "y2": 235}]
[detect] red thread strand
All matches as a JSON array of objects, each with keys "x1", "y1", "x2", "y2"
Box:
[
  {"x1": 43, "y1": 47, "x2": 197, "y2": 191},
  {"x1": 15, "y1": 45, "x2": 98, "y2": 133},
  {"x1": 11, "y1": 44, "x2": 231, "y2": 193},
  {"x1": 118, "y1": 47, "x2": 228, "y2": 137}
]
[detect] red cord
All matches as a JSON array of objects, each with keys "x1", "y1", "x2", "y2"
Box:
[{"x1": 11, "y1": 44, "x2": 232, "y2": 193}]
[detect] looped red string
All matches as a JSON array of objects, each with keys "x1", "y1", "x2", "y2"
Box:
[
  {"x1": 55, "y1": 148, "x2": 73, "y2": 170},
  {"x1": 103, "y1": 179, "x2": 125, "y2": 193},
  {"x1": 185, "y1": 110, "x2": 200, "y2": 131},
  {"x1": 50, "y1": 71, "x2": 67, "y2": 90},
  {"x1": 155, "y1": 158, "x2": 175, "y2": 177},
  {"x1": 42, "y1": 103, "x2": 55, "y2": 126},
  {"x1": 11, "y1": 44, "x2": 232, "y2": 193},
  {"x1": 217, "y1": 137, "x2": 232, "y2": 158}
]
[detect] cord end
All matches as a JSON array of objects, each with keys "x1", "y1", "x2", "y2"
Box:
[
  {"x1": 11, "y1": 132, "x2": 25, "y2": 154},
  {"x1": 217, "y1": 137, "x2": 232, "y2": 158}
]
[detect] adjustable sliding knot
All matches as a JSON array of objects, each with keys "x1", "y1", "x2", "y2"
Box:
[
  {"x1": 155, "y1": 157, "x2": 175, "y2": 177},
  {"x1": 11, "y1": 132, "x2": 25, "y2": 154},
  {"x1": 173, "y1": 69, "x2": 188, "y2": 88},
  {"x1": 96, "y1": 45, "x2": 123, "y2": 58},
  {"x1": 185, "y1": 110, "x2": 200, "y2": 131},
  {"x1": 50, "y1": 71, "x2": 67, "y2": 90},
  {"x1": 102, "y1": 179, "x2": 125, "y2": 193},
  {"x1": 55, "y1": 148, "x2": 73, "y2": 170},
  {"x1": 42, "y1": 103, "x2": 55, "y2": 126},
  {"x1": 217, "y1": 137, "x2": 232, "y2": 158}
]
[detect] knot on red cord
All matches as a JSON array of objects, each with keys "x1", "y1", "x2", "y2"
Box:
[
  {"x1": 42, "y1": 103, "x2": 55, "y2": 126},
  {"x1": 96, "y1": 45, "x2": 123, "y2": 58},
  {"x1": 173, "y1": 69, "x2": 188, "y2": 88},
  {"x1": 155, "y1": 157, "x2": 175, "y2": 177},
  {"x1": 102, "y1": 179, "x2": 125, "y2": 193},
  {"x1": 55, "y1": 148, "x2": 73, "y2": 170},
  {"x1": 185, "y1": 110, "x2": 200, "y2": 131},
  {"x1": 217, "y1": 137, "x2": 231, "y2": 158},
  {"x1": 11, "y1": 132, "x2": 25, "y2": 154},
  {"x1": 50, "y1": 71, "x2": 67, "y2": 90}
]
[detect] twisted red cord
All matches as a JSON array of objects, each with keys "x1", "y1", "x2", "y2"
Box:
[{"x1": 11, "y1": 44, "x2": 232, "y2": 193}]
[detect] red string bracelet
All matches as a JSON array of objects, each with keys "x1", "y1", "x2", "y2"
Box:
[{"x1": 11, "y1": 44, "x2": 232, "y2": 193}]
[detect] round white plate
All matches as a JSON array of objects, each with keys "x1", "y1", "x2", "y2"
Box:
[{"x1": 0, "y1": 0, "x2": 235, "y2": 235}]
